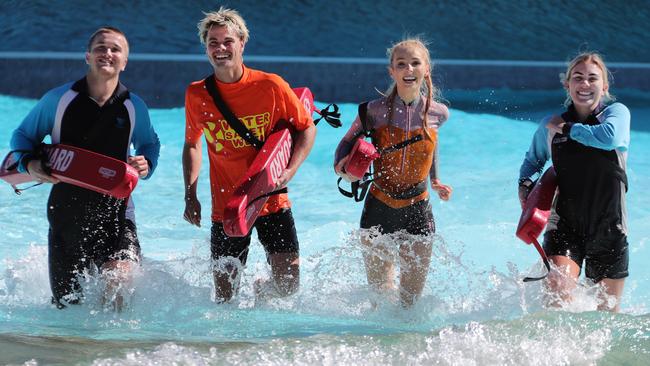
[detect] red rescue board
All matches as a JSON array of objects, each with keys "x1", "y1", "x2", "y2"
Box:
[
  {"x1": 223, "y1": 129, "x2": 293, "y2": 237},
  {"x1": 221, "y1": 87, "x2": 317, "y2": 237},
  {"x1": 0, "y1": 144, "x2": 139, "y2": 199},
  {"x1": 292, "y1": 87, "x2": 317, "y2": 115}
]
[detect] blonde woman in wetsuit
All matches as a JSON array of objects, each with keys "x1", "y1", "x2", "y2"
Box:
[
  {"x1": 519, "y1": 52, "x2": 631, "y2": 312},
  {"x1": 334, "y1": 38, "x2": 452, "y2": 307}
]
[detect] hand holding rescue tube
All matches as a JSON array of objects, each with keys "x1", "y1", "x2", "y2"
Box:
[
  {"x1": 0, "y1": 144, "x2": 139, "y2": 199},
  {"x1": 339, "y1": 139, "x2": 380, "y2": 182}
]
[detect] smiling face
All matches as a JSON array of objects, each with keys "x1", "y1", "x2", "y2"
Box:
[
  {"x1": 388, "y1": 44, "x2": 430, "y2": 100},
  {"x1": 565, "y1": 60, "x2": 609, "y2": 113},
  {"x1": 85, "y1": 30, "x2": 128, "y2": 78},
  {"x1": 205, "y1": 25, "x2": 245, "y2": 76}
]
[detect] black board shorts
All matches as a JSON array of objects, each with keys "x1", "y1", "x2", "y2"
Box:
[
  {"x1": 543, "y1": 225, "x2": 629, "y2": 282},
  {"x1": 47, "y1": 183, "x2": 141, "y2": 305},
  {"x1": 360, "y1": 193, "x2": 435, "y2": 236},
  {"x1": 211, "y1": 208, "x2": 299, "y2": 265}
]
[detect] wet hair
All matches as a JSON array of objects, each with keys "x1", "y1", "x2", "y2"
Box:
[
  {"x1": 87, "y1": 26, "x2": 129, "y2": 53},
  {"x1": 384, "y1": 38, "x2": 439, "y2": 140},
  {"x1": 561, "y1": 51, "x2": 615, "y2": 107},
  {"x1": 197, "y1": 7, "x2": 249, "y2": 45}
]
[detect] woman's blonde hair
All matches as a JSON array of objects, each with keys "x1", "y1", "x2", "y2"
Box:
[
  {"x1": 561, "y1": 51, "x2": 615, "y2": 107},
  {"x1": 384, "y1": 38, "x2": 439, "y2": 140},
  {"x1": 197, "y1": 7, "x2": 249, "y2": 45}
]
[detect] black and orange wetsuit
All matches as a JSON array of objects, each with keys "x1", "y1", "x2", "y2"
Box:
[{"x1": 335, "y1": 94, "x2": 449, "y2": 234}]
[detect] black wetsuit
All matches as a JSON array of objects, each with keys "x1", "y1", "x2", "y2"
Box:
[
  {"x1": 544, "y1": 106, "x2": 629, "y2": 281},
  {"x1": 11, "y1": 77, "x2": 160, "y2": 306}
]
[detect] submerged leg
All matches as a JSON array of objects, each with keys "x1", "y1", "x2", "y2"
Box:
[
  {"x1": 544, "y1": 255, "x2": 580, "y2": 308},
  {"x1": 255, "y1": 209, "x2": 301, "y2": 299},
  {"x1": 48, "y1": 228, "x2": 83, "y2": 308},
  {"x1": 597, "y1": 278, "x2": 625, "y2": 312},
  {"x1": 213, "y1": 257, "x2": 243, "y2": 303},
  {"x1": 101, "y1": 259, "x2": 137, "y2": 312},
  {"x1": 255, "y1": 252, "x2": 300, "y2": 299},
  {"x1": 399, "y1": 239, "x2": 432, "y2": 307},
  {"x1": 361, "y1": 235, "x2": 397, "y2": 293}
]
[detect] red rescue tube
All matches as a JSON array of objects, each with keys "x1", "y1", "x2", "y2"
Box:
[
  {"x1": 0, "y1": 144, "x2": 139, "y2": 199},
  {"x1": 516, "y1": 167, "x2": 557, "y2": 282},
  {"x1": 516, "y1": 167, "x2": 557, "y2": 244},
  {"x1": 223, "y1": 129, "x2": 293, "y2": 237},
  {"x1": 344, "y1": 139, "x2": 380, "y2": 181}
]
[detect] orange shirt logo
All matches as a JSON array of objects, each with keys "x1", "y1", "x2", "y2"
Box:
[{"x1": 203, "y1": 112, "x2": 271, "y2": 152}]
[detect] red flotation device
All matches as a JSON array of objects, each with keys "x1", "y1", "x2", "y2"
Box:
[
  {"x1": 516, "y1": 167, "x2": 557, "y2": 282},
  {"x1": 222, "y1": 87, "x2": 323, "y2": 237},
  {"x1": 344, "y1": 139, "x2": 380, "y2": 181},
  {"x1": 0, "y1": 144, "x2": 139, "y2": 199},
  {"x1": 223, "y1": 128, "x2": 293, "y2": 237}
]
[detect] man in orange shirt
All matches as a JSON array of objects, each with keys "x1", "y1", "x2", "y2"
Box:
[{"x1": 183, "y1": 7, "x2": 316, "y2": 303}]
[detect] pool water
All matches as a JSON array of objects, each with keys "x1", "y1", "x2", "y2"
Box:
[{"x1": 1, "y1": 94, "x2": 650, "y2": 365}]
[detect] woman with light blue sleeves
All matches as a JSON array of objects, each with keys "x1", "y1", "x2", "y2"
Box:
[{"x1": 518, "y1": 52, "x2": 631, "y2": 312}]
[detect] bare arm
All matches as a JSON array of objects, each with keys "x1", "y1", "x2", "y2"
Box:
[
  {"x1": 276, "y1": 124, "x2": 316, "y2": 188},
  {"x1": 182, "y1": 140, "x2": 203, "y2": 227},
  {"x1": 429, "y1": 142, "x2": 452, "y2": 201}
]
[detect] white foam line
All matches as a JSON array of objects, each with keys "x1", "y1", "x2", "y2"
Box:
[{"x1": 1, "y1": 52, "x2": 649, "y2": 69}]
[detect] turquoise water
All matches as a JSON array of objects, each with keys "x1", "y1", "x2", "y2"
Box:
[{"x1": 1, "y1": 94, "x2": 650, "y2": 365}]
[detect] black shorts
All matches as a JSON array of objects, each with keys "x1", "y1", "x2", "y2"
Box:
[
  {"x1": 211, "y1": 208, "x2": 299, "y2": 265},
  {"x1": 360, "y1": 193, "x2": 435, "y2": 236},
  {"x1": 543, "y1": 225, "x2": 629, "y2": 282},
  {"x1": 47, "y1": 184, "x2": 141, "y2": 304}
]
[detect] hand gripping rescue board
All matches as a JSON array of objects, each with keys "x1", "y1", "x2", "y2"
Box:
[{"x1": 0, "y1": 144, "x2": 138, "y2": 199}]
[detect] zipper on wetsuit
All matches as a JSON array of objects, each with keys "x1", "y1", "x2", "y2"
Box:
[{"x1": 400, "y1": 103, "x2": 412, "y2": 172}]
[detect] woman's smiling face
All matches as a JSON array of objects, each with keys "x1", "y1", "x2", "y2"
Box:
[
  {"x1": 565, "y1": 60, "x2": 608, "y2": 112},
  {"x1": 389, "y1": 45, "x2": 429, "y2": 95}
]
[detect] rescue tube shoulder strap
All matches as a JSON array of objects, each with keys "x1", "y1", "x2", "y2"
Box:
[
  {"x1": 339, "y1": 101, "x2": 426, "y2": 202},
  {"x1": 204, "y1": 74, "x2": 264, "y2": 149},
  {"x1": 337, "y1": 177, "x2": 371, "y2": 202},
  {"x1": 203, "y1": 74, "x2": 287, "y2": 197},
  {"x1": 353, "y1": 101, "x2": 424, "y2": 153},
  {"x1": 339, "y1": 102, "x2": 374, "y2": 202},
  {"x1": 352, "y1": 102, "x2": 372, "y2": 140}
]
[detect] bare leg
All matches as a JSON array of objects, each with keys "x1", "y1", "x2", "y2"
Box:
[
  {"x1": 213, "y1": 257, "x2": 242, "y2": 303},
  {"x1": 399, "y1": 240, "x2": 432, "y2": 307},
  {"x1": 256, "y1": 252, "x2": 300, "y2": 299},
  {"x1": 598, "y1": 278, "x2": 625, "y2": 312},
  {"x1": 101, "y1": 259, "x2": 137, "y2": 312},
  {"x1": 544, "y1": 255, "x2": 580, "y2": 308},
  {"x1": 361, "y1": 235, "x2": 396, "y2": 293}
]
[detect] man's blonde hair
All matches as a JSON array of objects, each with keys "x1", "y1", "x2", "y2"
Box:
[{"x1": 197, "y1": 7, "x2": 249, "y2": 45}]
